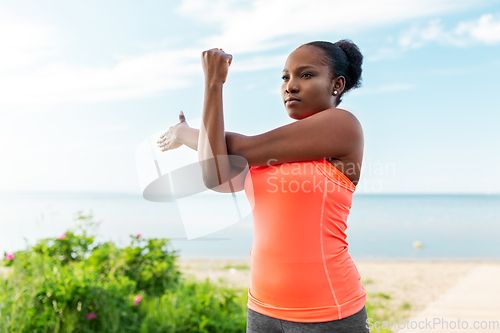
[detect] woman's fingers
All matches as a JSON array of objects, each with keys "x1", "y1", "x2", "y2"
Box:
[
  {"x1": 225, "y1": 53, "x2": 233, "y2": 66},
  {"x1": 157, "y1": 127, "x2": 171, "y2": 143},
  {"x1": 201, "y1": 48, "x2": 233, "y2": 84},
  {"x1": 157, "y1": 127, "x2": 176, "y2": 149},
  {"x1": 179, "y1": 110, "x2": 186, "y2": 122},
  {"x1": 158, "y1": 138, "x2": 171, "y2": 149},
  {"x1": 202, "y1": 48, "x2": 232, "y2": 62}
]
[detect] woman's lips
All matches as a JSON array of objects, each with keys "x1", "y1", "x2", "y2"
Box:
[{"x1": 285, "y1": 99, "x2": 300, "y2": 106}]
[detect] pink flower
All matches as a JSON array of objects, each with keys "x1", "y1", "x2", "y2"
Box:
[
  {"x1": 5, "y1": 253, "x2": 14, "y2": 261},
  {"x1": 86, "y1": 312, "x2": 97, "y2": 321},
  {"x1": 136, "y1": 233, "x2": 141, "y2": 238},
  {"x1": 133, "y1": 294, "x2": 142, "y2": 306},
  {"x1": 58, "y1": 234, "x2": 66, "y2": 240}
]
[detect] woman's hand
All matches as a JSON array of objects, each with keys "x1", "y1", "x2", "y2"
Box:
[
  {"x1": 157, "y1": 111, "x2": 190, "y2": 152},
  {"x1": 201, "y1": 48, "x2": 233, "y2": 85}
]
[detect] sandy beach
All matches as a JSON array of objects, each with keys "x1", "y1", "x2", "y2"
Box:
[{"x1": 176, "y1": 258, "x2": 500, "y2": 322}]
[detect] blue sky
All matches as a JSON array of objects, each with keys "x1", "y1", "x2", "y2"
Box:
[{"x1": 0, "y1": 0, "x2": 499, "y2": 194}]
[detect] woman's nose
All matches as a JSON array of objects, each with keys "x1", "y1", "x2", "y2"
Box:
[{"x1": 286, "y1": 79, "x2": 299, "y2": 93}]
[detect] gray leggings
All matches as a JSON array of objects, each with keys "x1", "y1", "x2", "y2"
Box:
[{"x1": 246, "y1": 305, "x2": 370, "y2": 333}]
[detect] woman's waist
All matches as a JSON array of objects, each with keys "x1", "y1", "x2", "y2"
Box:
[
  {"x1": 250, "y1": 247, "x2": 355, "y2": 274},
  {"x1": 250, "y1": 239, "x2": 349, "y2": 262},
  {"x1": 249, "y1": 252, "x2": 364, "y2": 308}
]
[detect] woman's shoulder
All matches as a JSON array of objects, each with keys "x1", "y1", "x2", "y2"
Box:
[
  {"x1": 312, "y1": 107, "x2": 363, "y2": 133},
  {"x1": 324, "y1": 107, "x2": 359, "y2": 119}
]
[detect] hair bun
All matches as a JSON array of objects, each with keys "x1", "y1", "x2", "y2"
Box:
[{"x1": 334, "y1": 39, "x2": 363, "y2": 92}]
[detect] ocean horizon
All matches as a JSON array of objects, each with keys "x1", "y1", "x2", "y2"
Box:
[{"x1": 1, "y1": 192, "x2": 499, "y2": 261}]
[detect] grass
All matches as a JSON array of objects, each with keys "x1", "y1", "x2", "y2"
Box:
[{"x1": 365, "y1": 290, "x2": 414, "y2": 333}]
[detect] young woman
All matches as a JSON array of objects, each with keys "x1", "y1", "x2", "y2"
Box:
[{"x1": 158, "y1": 40, "x2": 369, "y2": 332}]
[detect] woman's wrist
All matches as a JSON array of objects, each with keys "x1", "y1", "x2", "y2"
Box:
[
  {"x1": 204, "y1": 78, "x2": 224, "y2": 89},
  {"x1": 177, "y1": 125, "x2": 199, "y2": 151}
]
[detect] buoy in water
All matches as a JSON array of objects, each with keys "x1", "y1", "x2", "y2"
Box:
[{"x1": 413, "y1": 241, "x2": 423, "y2": 250}]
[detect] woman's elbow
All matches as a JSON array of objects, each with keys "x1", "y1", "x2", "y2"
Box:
[
  {"x1": 201, "y1": 176, "x2": 242, "y2": 193},
  {"x1": 200, "y1": 167, "x2": 221, "y2": 190},
  {"x1": 226, "y1": 133, "x2": 252, "y2": 167},
  {"x1": 202, "y1": 177, "x2": 220, "y2": 191}
]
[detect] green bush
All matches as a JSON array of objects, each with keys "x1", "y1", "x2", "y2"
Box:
[
  {"x1": 138, "y1": 279, "x2": 247, "y2": 333},
  {"x1": 0, "y1": 211, "x2": 247, "y2": 333}
]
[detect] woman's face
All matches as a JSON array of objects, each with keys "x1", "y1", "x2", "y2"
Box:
[{"x1": 281, "y1": 45, "x2": 336, "y2": 119}]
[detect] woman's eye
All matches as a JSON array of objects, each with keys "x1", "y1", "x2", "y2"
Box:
[{"x1": 281, "y1": 73, "x2": 313, "y2": 80}]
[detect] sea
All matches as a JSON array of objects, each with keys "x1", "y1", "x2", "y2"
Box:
[{"x1": 0, "y1": 192, "x2": 499, "y2": 261}]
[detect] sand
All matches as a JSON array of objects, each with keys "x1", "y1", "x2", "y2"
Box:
[{"x1": 354, "y1": 260, "x2": 492, "y2": 320}]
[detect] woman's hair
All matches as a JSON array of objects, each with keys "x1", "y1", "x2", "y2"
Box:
[{"x1": 302, "y1": 40, "x2": 363, "y2": 106}]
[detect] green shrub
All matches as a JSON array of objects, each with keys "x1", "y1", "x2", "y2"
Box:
[
  {"x1": 138, "y1": 278, "x2": 247, "y2": 333},
  {"x1": 0, "y1": 211, "x2": 247, "y2": 333}
]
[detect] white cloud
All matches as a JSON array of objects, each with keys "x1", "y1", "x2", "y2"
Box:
[
  {"x1": 399, "y1": 14, "x2": 500, "y2": 49},
  {"x1": 455, "y1": 14, "x2": 500, "y2": 45},
  {"x1": 230, "y1": 54, "x2": 288, "y2": 72},
  {"x1": 0, "y1": 6, "x2": 207, "y2": 107},
  {"x1": 0, "y1": 11, "x2": 57, "y2": 72},
  {"x1": 399, "y1": 19, "x2": 453, "y2": 49},
  {"x1": 0, "y1": 3, "x2": 285, "y2": 107},
  {"x1": 177, "y1": 0, "x2": 490, "y2": 54},
  {"x1": 0, "y1": 49, "x2": 201, "y2": 106},
  {"x1": 1, "y1": 1, "x2": 496, "y2": 106},
  {"x1": 0, "y1": 37, "x2": 286, "y2": 107}
]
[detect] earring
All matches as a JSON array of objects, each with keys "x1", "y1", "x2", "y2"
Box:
[{"x1": 333, "y1": 90, "x2": 338, "y2": 95}]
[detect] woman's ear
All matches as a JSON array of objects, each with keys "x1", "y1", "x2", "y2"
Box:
[{"x1": 332, "y1": 76, "x2": 346, "y2": 95}]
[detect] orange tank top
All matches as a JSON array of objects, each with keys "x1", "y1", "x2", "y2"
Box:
[{"x1": 243, "y1": 159, "x2": 366, "y2": 322}]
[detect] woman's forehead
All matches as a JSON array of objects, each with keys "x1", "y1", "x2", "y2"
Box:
[{"x1": 283, "y1": 45, "x2": 326, "y2": 71}]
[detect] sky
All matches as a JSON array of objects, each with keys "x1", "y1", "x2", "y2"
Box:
[{"x1": 0, "y1": 0, "x2": 499, "y2": 195}]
